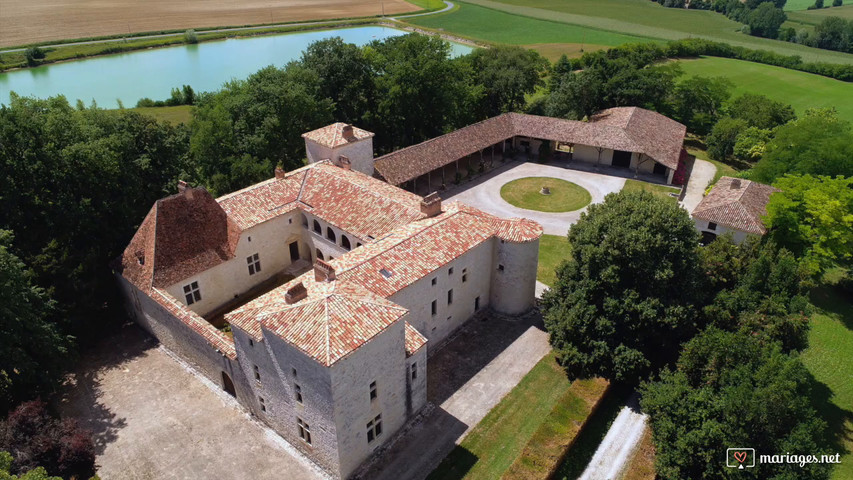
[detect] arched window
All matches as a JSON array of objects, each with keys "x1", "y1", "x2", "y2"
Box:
[
  {"x1": 326, "y1": 227, "x2": 336, "y2": 243},
  {"x1": 313, "y1": 220, "x2": 321, "y2": 234},
  {"x1": 316, "y1": 249, "x2": 324, "y2": 261},
  {"x1": 301, "y1": 213, "x2": 308, "y2": 227},
  {"x1": 341, "y1": 235, "x2": 352, "y2": 251}
]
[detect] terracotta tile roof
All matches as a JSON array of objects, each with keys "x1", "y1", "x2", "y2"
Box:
[
  {"x1": 302, "y1": 123, "x2": 374, "y2": 149},
  {"x1": 118, "y1": 187, "x2": 241, "y2": 290},
  {"x1": 405, "y1": 322, "x2": 427, "y2": 357},
  {"x1": 217, "y1": 171, "x2": 305, "y2": 230},
  {"x1": 373, "y1": 108, "x2": 686, "y2": 185},
  {"x1": 692, "y1": 177, "x2": 779, "y2": 235},
  {"x1": 227, "y1": 280, "x2": 408, "y2": 367}
]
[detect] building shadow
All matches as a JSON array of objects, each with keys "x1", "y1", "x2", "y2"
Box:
[
  {"x1": 55, "y1": 322, "x2": 153, "y2": 455},
  {"x1": 427, "y1": 308, "x2": 545, "y2": 406}
]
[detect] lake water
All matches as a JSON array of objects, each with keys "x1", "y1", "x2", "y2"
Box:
[{"x1": 0, "y1": 26, "x2": 473, "y2": 108}]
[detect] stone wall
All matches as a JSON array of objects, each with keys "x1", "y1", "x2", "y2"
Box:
[
  {"x1": 305, "y1": 138, "x2": 375, "y2": 177},
  {"x1": 490, "y1": 237, "x2": 540, "y2": 316},
  {"x1": 693, "y1": 218, "x2": 751, "y2": 244}
]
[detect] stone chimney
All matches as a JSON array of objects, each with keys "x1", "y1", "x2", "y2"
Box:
[
  {"x1": 314, "y1": 259, "x2": 336, "y2": 283},
  {"x1": 342, "y1": 124, "x2": 355, "y2": 141},
  {"x1": 730, "y1": 179, "x2": 742, "y2": 189},
  {"x1": 275, "y1": 167, "x2": 286, "y2": 180},
  {"x1": 284, "y1": 282, "x2": 308, "y2": 304},
  {"x1": 177, "y1": 180, "x2": 188, "y2": 194},
  {"x1": 420, "y1": 192, "x2": 442, "y2": 218},
  {"x1": 339, "y1": 155, "x2": 352, "y2": 171}
]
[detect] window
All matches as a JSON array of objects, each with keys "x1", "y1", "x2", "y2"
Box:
[
  {"x1": 448, "y1": 267, "x2": 454, "y2": 275},
  {"x1": 498, "y1": 264, "x2": 505, "y2": 272},
  {"x1": 326, "y1": 227, "x2": 336, "y2": 243},
  {"x1": 475, "y1": 296, "x2": 481, "y2": 311},
  {"x1": 431, "y1": 300, "x2": 437, "y2": 316},
  {"x1": 297, "y1": 418, "x2": 312, "y2": 444},
  {"x1": 369, "y1": 381, "x2": 377, "y2": 401},
  {"x1": 313, "y1": 220, "x2": 321, "y2": 234},
  {"x1": 380, "y1": 268, "x2": 393, "y2": 279},
  {"x1": 295, "y1": 384, "x2": 303, "y2": 404},
  {"x1": 447, "y1": 289, "x2": 453, "y2": 305},
  {"x1": 431, "y1": 277, "x2": 437, "y2": 286},
  {"x1": 248, "y1": 236, "x2": 252, "y2": 242},
  {"x1": 247, "y1": 253, "x2": 261, "y2": 275},
  {"x1": 248, "y1": 339, "x2": 254, "y2": 347},
  {"x1": 253, "y1": 365, "x2": 261, "y2": 381},
  {"x1": 708, "y1": 222, "x2": 717, "y2": 231},
  {"x1": 292, "y1": 368, "x2": 298, "y2": 378},
  {"x1": 341, "y1": 236, "x2": 352, "y2": 251},
  {"x1": 462, "y1": 268, "x2": 468, "y2": 283},
  {"x1": 183, "y1": 281, "x2": 201, "y2": 305},
  {"x1": 411, "y1": 363, "x2": 417, "y2": 380},
  {"x1": 259, "y1": 396, "x2": 266, "y2": 412},
  {"x1": 366, "y1": 414, "x2": 383, "y2": 443}
]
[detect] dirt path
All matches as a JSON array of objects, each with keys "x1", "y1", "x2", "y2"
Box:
[{"x1": 578, "y1": 393, "x2": 648, "y2": 480}]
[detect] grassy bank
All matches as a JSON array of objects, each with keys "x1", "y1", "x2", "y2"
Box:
[
  {"x1": 538, "y1": 234, "x2": 571, "y2": 287},
  {"x1": 677, "y1": 56, "x2": 853, "y2": 123},
  {"x1": 427, "y1": 352, "x2": 606, "y2": 480},
  {"x1": 622, "y1": 179, "x2": 681, "y2": 202}
]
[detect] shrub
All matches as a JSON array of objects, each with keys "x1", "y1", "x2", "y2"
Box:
[
  {"x1": 832, "y1": 0, "x2": 842, "y2": 6},
  {"x1": 24, "y1": 47, "x2": 45, "y2": 67},
  {"x1": 183, "y1": 29, "x2": 198, "y2": 44}
]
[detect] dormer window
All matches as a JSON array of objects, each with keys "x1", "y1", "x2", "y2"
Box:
[{"x1": 183, "y1": 281, "x2": 201, "y2": 305}]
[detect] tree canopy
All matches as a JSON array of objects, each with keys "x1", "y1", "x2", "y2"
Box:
[
  {"x1": 727, "y1": 93, "x2": 796, "y2": 130},
  {"x1": 464, "y1": 45, "x2": 548, "y2": 117},
  {"x1": 541, "y1": 190, "x2": 703, "y2": 384}
]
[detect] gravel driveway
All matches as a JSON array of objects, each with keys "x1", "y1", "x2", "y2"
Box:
[{"x1": 445, "y1": 161, "x2": 626, "y2": 236}]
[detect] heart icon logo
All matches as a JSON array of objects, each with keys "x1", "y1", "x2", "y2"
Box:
[{"x1": 734, "y1": 451, "x2": 748, "y2": 463}]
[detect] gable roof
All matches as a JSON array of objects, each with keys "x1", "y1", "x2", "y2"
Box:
[
  {"x1": 227, "y1": 280, "x2": 408, "y2": 367},
  {"x1": 692, "y1": 177, "x2": 779, "y2": 235},
  {"x1": 373, "y1": 107, "x2": 687, "y2": 186},
  {"x1": 302, "y1": 122, "x2": 374, "y2": 149}
]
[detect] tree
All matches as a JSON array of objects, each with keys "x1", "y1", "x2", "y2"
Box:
[
  {"x1": 541, "y1": 191, "x2": 703, "y2": 384},
  {"x1": 0, "y1": 452, "x2": 61, "y2": 480},
  {"x1": 190, "y1": 64, "x2": 334, "y2": 194},
  {"x1": 0, "y1": 401, "x2": 95, "y2": 479},
  {"x1": 727, "y1": 93, "x2": 795, "y2": 130},
  {"x1": 732, "y1": 125, "x2": 772, "y2": 163},
  {"x1": 670, "y1": 75, "x2": 732, "y2": 135},
  {"x1": 640, "y1": 329, "x2": 832, "y2": 480},
  {"x1": 751, "y1": 109, "x2": 853, "y2": 182},
  {"x1": 747, "y1": 3, "x2": 787, "y2": 39},
  {"x1": 465, "y1": 46, "x2": 548, "y2": 117},
  {"x1": 832, "y1": 0, "x2": 842, "y2": 6},
  {"x1": 706, "y1": 116, "x2": 749, "y2": 161},
  {"x1": 0, "y1": 232, "x2": 70, "y2": 413},
  {"x1": 811, "y1": 16, "x2": 852, "y2": 52},
  {"x1": 299, "y1": 37, "x2": 375, "y2": 125},
  {"x1": 765, "y1": 175, "x2": 853, "y2": 272}
]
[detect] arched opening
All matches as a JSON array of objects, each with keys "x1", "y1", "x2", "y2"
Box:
[
  {"x1": 301, "y1": 213, "x2": 308, "y2": 227},
  {"x1": 326, "y1": 227, "x2": 336, "y2": 243},
  {"x1": 356, "y1": 242, "x2": 362, "y2": 248},
  {"x1": 313, "y1": 220, "x2": 321, "y2": 234},
  {"x1": 316, "y1": 249, "x2": 324, "y2": 261},
  {"x1": 341, "y1": 235, "x2": 352, "y2": 251},
  {"x1": 700, "y1": 231, "x2": 718, "y2": 246},
  {"x1": 222, "y1": 372, "x2": 236, "y2": 397}
]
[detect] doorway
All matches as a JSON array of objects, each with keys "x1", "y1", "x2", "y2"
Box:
[
  {"x1": 612, "y1": 150, "x2": 632, "y2": 168},
  {"x1": 222, "y1": 372, "x2": 236, "y2": 397},
  {"x1": 653, "y1": 162, "x2": 668, "y2": 176},
  {"x1": 289, "y1": 241, "x2": 300, "y2": 261}
]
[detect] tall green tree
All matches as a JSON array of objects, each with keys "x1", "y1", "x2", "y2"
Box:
[
  {"x1": 727, "y1": 93, "x2": 796, "y2": 130},
  {"x1": 747, "y1": 3, "x2": 787, "y2": 38},
  {"x1": 0, "y1": 232, "x2": 69, "y2": 413},
  {"x1": 465, "y1": 46, "x2": 548, "y2": 117},
  {"x1": 641, "y1": 328, "x2": 831, "y2": 480},
  {"x1": 765, "y1": 175, "x2": 853, "y2": 272},
  {"x1": 706, "y1": 116, "x2": 749, "y2": 161},
  {"x1": 670, "y1": 75, "x2": 732, "y2": 135},
  {"x1": 541, "y1": 191, "x2": 703, "y2": 384}
]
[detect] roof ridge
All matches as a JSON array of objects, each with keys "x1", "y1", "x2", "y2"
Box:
[
  {"x1": 324, "y1": 294, "x2": 331, "y2": 366},
  {"x1": 376, "y1": 114, "x2": 512, "y2": 163}
]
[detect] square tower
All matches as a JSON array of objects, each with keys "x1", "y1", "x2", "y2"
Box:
[{"x1": 302, "y1": 123, "x2": 376, "y2": 176}]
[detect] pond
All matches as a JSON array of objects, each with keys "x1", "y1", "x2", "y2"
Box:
[{"x1": 0, "y1": 26, "x2": 473, "y2": 108}]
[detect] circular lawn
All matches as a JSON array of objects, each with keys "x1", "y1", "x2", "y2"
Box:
[{"x1": 499, "y1": 177, "x2": 592, "y2": 213}]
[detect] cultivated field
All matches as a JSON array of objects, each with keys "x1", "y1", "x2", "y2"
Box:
[
  {"x1": 0, "y1": 0, "x2": 419, "y2": 47},
  {"x1": 408, "y1": 0, "x2": 853, "y2": 64},
  {"x1": 677, "y1": 56, "x2": 853, "y2": 123}
]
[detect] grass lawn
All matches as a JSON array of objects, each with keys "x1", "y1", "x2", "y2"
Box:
[
  {"x1": 621, "y1": 179, "x2": 681, "y2": 201},
  {"x1": 406, "y1": 2, "x2": 651, "y2": 48},
  {"x1": 802, "y1": 279, "x2": 853, "y2": 480},
  {"x1": 618, "y1": 426, "x2": 656, "y2": 480},
  {"x1": 538, "y1": 234, "x2": 571, "y2": 287},
  {"x1": 418, "y1": 0, "x2": 853, "y2": 64},
  {"x1": 405, "y1": 0, "x2": 448, "y2": 10},
  {"x1": 427, "y1": 352, "x2": 606, "y2": 480},
  {"x1": 501, "y1": 177, "x2": 592, "y2": 212},
  {"x1": 130, "y1": 105, "x2": 193, "y2": 124},
  {"x1": 677, "y1": 56, "x2": 853, "y2": 123}
]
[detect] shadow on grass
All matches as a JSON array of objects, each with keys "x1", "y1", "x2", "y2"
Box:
[
  {"x1": 551, "y1": 384, "x2": 633, "y2": 480},
  {"x1": 808, "y1": 374, "x2": 853, "y2": 467},
  {"x1": 425, "y1": 445, "x2": 479, "y2": 480},
  {"x1": 811, "y1": 282, "x2": 853, "y2": 331}
]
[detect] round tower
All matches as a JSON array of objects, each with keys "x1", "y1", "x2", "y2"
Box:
[{"x1": 490, "y1": 236, "x2": 540, "y2": 315}]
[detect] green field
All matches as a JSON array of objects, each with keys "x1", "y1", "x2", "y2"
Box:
[
  {"x1": 407, "y1": 0, "x2": 853, "y2": 64},
  {"x1": 538, "y1": 234, "x2": 571, "y2": 287},
  {"x1": 802, "y1": 280, "x2": 853, "y2": 480},
  {"x1": 501, "y1": 177, "x2": 592, "y2": 212},
  {"x1": 678, "y1": 56, "x2": 853, "y2": 123},
  {"x1": 786, "y1": 0, "x2": 851, "y2": 13}
]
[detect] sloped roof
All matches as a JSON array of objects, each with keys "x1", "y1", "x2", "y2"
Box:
[
  {"x1": 373, "y1": 107, "x2": 687, "y2": 185},
  {"x1": 227, "y1": 280, "x2": 408, "y2": 367},
  {"x1": 405, "y1": 322, "x2": 427, "y2": 357},
  {"x1": 692, "y1": 177, "x2": 779, "y2": 235},
  {"x1": 302, "y1": 122, "x2": 374, "y2": 149}
]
